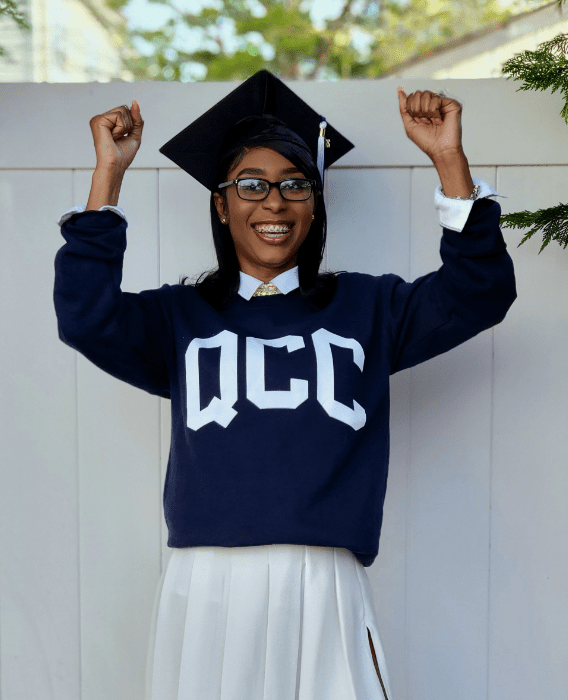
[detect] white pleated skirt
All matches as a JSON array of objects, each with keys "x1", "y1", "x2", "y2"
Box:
[{"x1": 144, "y1": 544, "x2": 394, "y2": 700}]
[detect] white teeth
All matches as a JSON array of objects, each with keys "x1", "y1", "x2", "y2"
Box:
[{"x1": 254, "y1": 225, "x2": 291, "y2": 233}]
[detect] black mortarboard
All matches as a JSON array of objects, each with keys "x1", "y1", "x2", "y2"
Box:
[{"x1": 158, "y1": 69, "x2": 354, "y2": 192}]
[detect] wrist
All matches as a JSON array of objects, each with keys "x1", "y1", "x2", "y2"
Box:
[
  {"x1": 430, "y1": 147, "x2": 466, "y2": 166},
  {"x1": 431, "y1": 149, "x2": 475, "y2": 199},
  {"x1": 87, "y1": 167, "x2": 125, "y2": 210},
  {"x1": 93, "y1": 164, "x2": 126, "y2": 179}
]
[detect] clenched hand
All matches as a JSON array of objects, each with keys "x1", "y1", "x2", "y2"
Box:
[{"x1": 397, "y1": 87, "x2": 464, "y2": 161}]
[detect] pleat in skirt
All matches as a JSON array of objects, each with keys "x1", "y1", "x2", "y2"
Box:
[{"x1": 144, "y1": 544, "x2": 394, "y2": 700}]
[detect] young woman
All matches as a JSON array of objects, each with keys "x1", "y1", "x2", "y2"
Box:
[{"x1": 54, "y1": 70, "x2": 515, "y2": 700}]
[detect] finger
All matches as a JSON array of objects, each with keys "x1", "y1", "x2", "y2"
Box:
[
  {"x1": 438, "y1": 90, "x2": 464, "y2": 109},
  {"x1": 102, "y1": 107, "x2": 127, "y2": 135},
  {"x1": 107, "y1": 106, "x2": 133, "y2": 134},
  {"x1": 111, "y1": 113, "x2": 127, "y2": 136},
  {"x1": 119, "y1": 105, "x2": 134, "y2": 134},
  {"x1": 398, "y1": 86, "x2": 419, "y2": 131},
  {"x1": 397, "y1": 86, "x2": 412, "y2": 125},
  {"x1": 422, "y1": 92, "x2": 443, "y2": 123},
  {"x1": 420, "y1": 91, "x2": 432, "y2": 113},
  {"x1": 129, "y1": 100, "x2": 144, "y2": 141},
  {"x1": 408, "y1": 91, "x2": 429, "y2": 123},
  {"x1": 431, "y1": 95, "x2": 443, "y2": 122},
  {"x1": 412, "y1": 91, "x2": 439, "y2": 124},
  {"x1": 408, "y1": 91, "x2": 421, "y2": 119}
]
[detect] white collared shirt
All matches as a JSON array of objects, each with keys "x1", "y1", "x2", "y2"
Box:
[{"x1": 237, "y1": 266, "x2": 299, "y2": 299}]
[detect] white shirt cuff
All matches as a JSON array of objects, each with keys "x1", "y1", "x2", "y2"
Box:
[
  {"x1": 436, "y1": 177, "x2": 507, "y2": 232},
  {"x1": 57, "y1": 204, "x2": 126, "y2": 227}
]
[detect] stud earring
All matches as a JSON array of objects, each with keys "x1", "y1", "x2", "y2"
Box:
[
  {"x1": 222, "y1": 218, "x2": 226, "y2": 223},
  {"x1": 312, "y1": 215, "x2": 314, "y2": 220}
]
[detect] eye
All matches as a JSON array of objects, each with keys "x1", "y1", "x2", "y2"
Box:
[
  {"x1": 281, "y1": 179, "x2": 309, "y2": 191},
  {"x1": 239, "y1": 178, "x2": 266, "y2": 192}
]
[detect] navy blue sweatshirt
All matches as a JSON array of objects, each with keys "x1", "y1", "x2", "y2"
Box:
[{"x1": 53, "y1": 196, "x2": 516, "y2": 567}]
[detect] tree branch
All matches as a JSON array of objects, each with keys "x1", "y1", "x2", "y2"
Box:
[
  {"x1": 214, "y1": 33, "x2": 227, "y2": 56},
  {"x1": 308, "y1": 0, "x2": 356, "y2": 79}
]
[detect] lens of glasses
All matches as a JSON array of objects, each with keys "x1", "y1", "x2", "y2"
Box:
[{"x1": 237, "y1": 179, "x2": 312, "y2": 201}]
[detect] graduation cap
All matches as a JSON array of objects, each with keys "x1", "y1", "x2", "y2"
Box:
[{"x1": 158, "y1": 69, "x2": 354, "y2": 192}]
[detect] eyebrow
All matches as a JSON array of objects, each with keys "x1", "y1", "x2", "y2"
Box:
[{"x1": 235, "y1": 166, "x2": 304, "y2": 178}]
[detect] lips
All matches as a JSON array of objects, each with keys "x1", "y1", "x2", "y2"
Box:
[{"x1": 252, "y1": 222, "x2": 294, "y2": 244}]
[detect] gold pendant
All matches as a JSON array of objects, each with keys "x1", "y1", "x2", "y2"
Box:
[{"x1": 252, "y1": 283, "x2": 281, "y2": 297}]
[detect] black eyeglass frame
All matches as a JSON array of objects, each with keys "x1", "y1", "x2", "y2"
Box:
[{"x1": 217, "y1": 177, "x2": 318, "y2": 201}]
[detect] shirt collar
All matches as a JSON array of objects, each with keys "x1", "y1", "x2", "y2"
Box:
[{"x1": 238, "y1": 266, "x2": 300, "y2": 300}]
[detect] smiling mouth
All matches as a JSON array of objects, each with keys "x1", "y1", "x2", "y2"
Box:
[{"x1": 252, "y1": 224, "x2": 294, "y2": 242}]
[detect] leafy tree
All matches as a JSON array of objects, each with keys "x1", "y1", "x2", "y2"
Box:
[
  {"x1": 102, "y1": 0, "x2": 551, "y2": 82},
  {"x1": 0, "y1": 0, "x2": 31, "y2": 62},
  {"x1": 499, "y1": 0, "x2": 568, "y2": 253}
]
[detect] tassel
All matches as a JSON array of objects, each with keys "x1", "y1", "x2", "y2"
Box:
[{"x1": 317, "y1": 117, "x2": 327, "y2": 188}]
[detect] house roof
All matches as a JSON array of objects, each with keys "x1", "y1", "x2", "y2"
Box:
[{"x1": 379, "y1": 0, "x2": 568, "y2": 78}]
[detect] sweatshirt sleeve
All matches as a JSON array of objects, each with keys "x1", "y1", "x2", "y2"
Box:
[
  {"x1": 388, "y1": 197, "x2": 517, "y2": 375},
  {"x1": 53, "y1": 209, "x2": 171, "y2": 398}
]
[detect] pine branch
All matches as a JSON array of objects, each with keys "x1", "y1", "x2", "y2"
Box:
[
  {"x1": 501, "y1": 34, "x2": 568, "y2": 124},
  {"x1": 499, "y1": 10, "x2": 568, "y2": 254},
  {"x1": 500, "y1": 203, "x2": 568, "y2": 254}
]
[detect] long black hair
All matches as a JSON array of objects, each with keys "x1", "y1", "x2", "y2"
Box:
[{"x1": 178, "y1": 139, "x2": 347, "y2": 312}]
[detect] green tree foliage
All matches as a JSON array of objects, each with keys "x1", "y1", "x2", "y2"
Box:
[
  {"x1": 499, "y1": 0, "x2": 568, "y2": 253},
  {"x1": 106, "y1": 0, "x2": 548, "y2": 82},
  {"x1": 0, "y1": 0, "x2": 31, "y2": 62}
]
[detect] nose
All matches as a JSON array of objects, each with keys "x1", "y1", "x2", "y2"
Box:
[{"x1": 261, "y1": 184, "x2": 287, "y2": 211}]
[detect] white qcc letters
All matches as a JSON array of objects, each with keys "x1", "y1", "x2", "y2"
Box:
[{"x1": 185, "y1": 328, "x2": 366, "y2": 431}]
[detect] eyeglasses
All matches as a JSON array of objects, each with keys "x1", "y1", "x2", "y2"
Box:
[{"x1": 217, "y1": 178, "x2": 317, "y2": 201}]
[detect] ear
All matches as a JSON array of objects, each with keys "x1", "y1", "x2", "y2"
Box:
[{"x1": 213, "y1": 192, "x2": 228, "y2": 223}]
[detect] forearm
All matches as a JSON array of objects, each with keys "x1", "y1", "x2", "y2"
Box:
[
  {"x1": 86, "y1": 166, "x2": 126, "y2": 210},
  {"x1": 431, "y1": 149, "x2": 475, "y2": 199}
]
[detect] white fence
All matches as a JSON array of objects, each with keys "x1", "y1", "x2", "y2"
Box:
[{"x1": 1, "y1": 77, "x2": 567, "y2": 700}]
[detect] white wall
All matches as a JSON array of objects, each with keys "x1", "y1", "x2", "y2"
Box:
[{"x1": 1, "y1": 77, "x2": 567, "y2": 700}]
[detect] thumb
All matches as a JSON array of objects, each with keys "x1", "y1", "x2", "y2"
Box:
[
  {"x1": 397, "y1": 85, "x2": 411, "y2": 126},
  {"x1": 129, "y1": 99, "x2": 144, "y2": 139}
]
